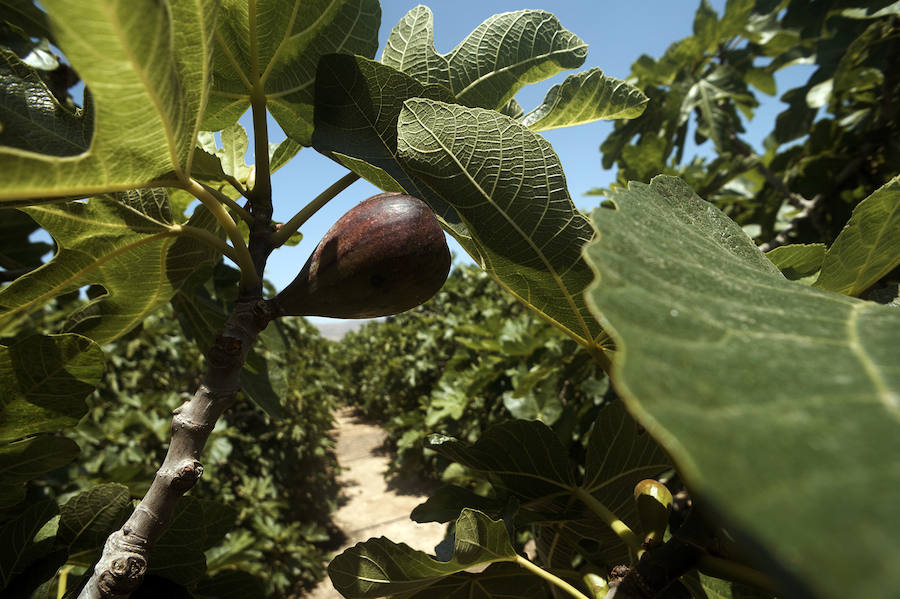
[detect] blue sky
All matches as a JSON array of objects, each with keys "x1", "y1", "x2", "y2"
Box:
[{"x1": 259, "y1": 1, "x2": 811, "y2": 311}]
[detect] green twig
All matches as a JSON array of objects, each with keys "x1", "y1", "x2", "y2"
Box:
[
  {"x1": 169, "y1": 224, "x2": 239, "y2": 264},
  {"x1": 184, "y1": 178, "x2": 258, "y2": 290},
  {"x1": 573, "y1": 487, "x2": 644, "y2": 557},
  {"x1": 271, "y1": 171, "x2": 360, "y2": 247},
  {"x1": 225, "y1": 175, "x2": 249, "y2": 200},
  {"x1": 697, "y1": 555, "x2": 779, "y2": 595},
  {"x1": 515, "y1": 555, "x2": 590, "y2": 599},
  {"x1": 202, "y1": 183, "x2": 253, "y2": 224}
]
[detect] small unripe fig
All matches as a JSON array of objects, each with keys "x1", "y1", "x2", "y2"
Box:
[
  {"x1": 273, "y1": 193, "x2": 451, "y2": 319},
  {"x1": 633, "y1": 479, "x2": 673, "y2": 549}
]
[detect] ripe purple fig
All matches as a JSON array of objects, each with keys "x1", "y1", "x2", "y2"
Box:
[{"x1": 273, "y1": 193, "x2": 451, "y2": 319}]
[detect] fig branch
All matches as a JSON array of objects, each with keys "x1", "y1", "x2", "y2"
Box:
[
  {"x1": 77, "y1": 298, "x2": 276, "y2": 598},
  {"x1": 271, "y1": 171, "x2": 360, "y2": 247},
  {"x1": 203, "y1": 183, "x2": 254, "y2": 224},
  {"x1": 183, "y1": 178, "x2": 258, "y2": 291}
]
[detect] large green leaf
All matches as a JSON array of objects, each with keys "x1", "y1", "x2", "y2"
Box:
[
  {"x1": 57, "y1": 483, "x2": 132, "y2": 565},
  {"x1": 813, "y1": 176, "x2": 900, "y2": 296},
  {"x1": 0, "y1": 0, "x2": 217, "y2": 203},
  {"x1": 328, "y1": 509, "x2": 521, "y2": 598},
  {"x1": 381, "y1": 6, "x2": 586, "y2": 111},
  {"x1": 583, "y1": 175, "x2": 900, "y2": 599},
  {"x1": 205, "y1": 0, "x2": 380, "y2": 145},
  {"x1": 0, "y1": 333, "x2": 104, "y2": 443},
  {"x1": 311, "y1": 54, "x2": 464, "y2": 237},
  {"x1": 521, "y1": 68, "x2": 649, "y2": 131},
  {"x1": 428, "y1": 403, "x2": 668, "y2": 569},
  {"x1": 0, "y1": 435, "x2": 79, "y2": 509},
  {"x1": 0, "y1": 189, "x2": 221, "y2": 344},
  {"x1": 397, "y1": 98, "x2": 603, "y2": 347}
]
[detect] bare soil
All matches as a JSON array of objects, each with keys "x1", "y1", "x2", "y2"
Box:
[{"x1": 305, "y1": 407, "x2": 446, "y2": 598}]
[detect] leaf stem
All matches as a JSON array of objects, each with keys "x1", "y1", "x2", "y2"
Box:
[
  {"x1": 169, "y1": 224, "x2": 239, "y2": 263},
  {"x1": 247, "y1": 0, "x2": 271, "y2": 212},
  {"x1": 184, "y1": 178, "x2": 258, "y2": 289},
  {"x1": 697, "y1": 555, "x2": 779, "y2": 595},
  {"x1": 202, "y1": 183, "x2": 253, "y2": 224},
  {"x1": 271, "y1": 171, "x2": 359, "y2": 247},
  {"x1": 572, "y1": 487, "x2": 644, "y2": 557},
  {"x1": 514, "y1": 555, "x2": 591, "y2": 599}
]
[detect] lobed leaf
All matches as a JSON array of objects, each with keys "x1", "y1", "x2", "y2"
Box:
[
  {"x1": 381, "y1": 6, "x2": 586, "y2": 111},
  {"x1": 397, "y1": 98, "x2": 603, "y2": 347},
  {"x1": 813, "y1": 176, "x2": 900, "y2": 296},
  {"x1": 521, "y1": 68, "x2": 649, "y2": 131},
  {"x1": 584, "y1": 175, "x2": 900, "y2": 599},
  {"x1": 205, "y1": 0, "x2": 380, "y2": 145},
  {"x1": 0, "y1": 0, "x2": 217, "y2": 203},
  {"x1": 0, "y1": 189, "x2": 221, "y2": 345}
]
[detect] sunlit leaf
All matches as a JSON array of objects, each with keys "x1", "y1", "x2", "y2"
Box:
[
  {"x1": 311, "y1": 54, "x2": 463, "y2": 236},
  {"x1": 205, "y1": 0, "x2": 380, "y2": 145},
  {"x1": 0, "y1": 0, "x2": 217, "y2": 202},
  {"x1": 0, "y1": 189, "x2": 221, "y2": 344},
  {"x1": 584, "y1": 175, "x2": 900, "y2": 599},
  {"x1": 765, "y1": 243, "x2": 825, "y2": 281},
  {"x1": 521, "y1": 68, "x2": 648, "y2": 131},
  {"x1": 813, "y1": 176, "x2": 900, "y2": 296},
  {"x1": 398, "y1": 98, "x2": 603, "y2": 348},
  {"x1": 381, "y1": 6, "x2": 586, "y2": 111}
]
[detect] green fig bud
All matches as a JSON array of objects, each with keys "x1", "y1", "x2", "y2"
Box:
[
  {"x1": 633, "y1": 479, "x2": 673, "y2": 549},
  {"x1": 273, "y1": 193, "x2": 451, "y2": 319}
]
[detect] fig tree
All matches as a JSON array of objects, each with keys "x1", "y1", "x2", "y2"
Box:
[{"x1": 272, "y1": 193, "x2": 451, "y2": 319}]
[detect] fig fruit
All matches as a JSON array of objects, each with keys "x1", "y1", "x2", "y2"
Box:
[
  {"x1": 633, "y1": 479, "x2": 673, "y2": 549},
  {"x1": 273, "y1": 193, "x2": 451, "y2": 319}
]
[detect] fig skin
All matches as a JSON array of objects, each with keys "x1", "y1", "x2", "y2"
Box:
[{"x1": 273, "y1": 193, "x2": 451, "y2": 319}]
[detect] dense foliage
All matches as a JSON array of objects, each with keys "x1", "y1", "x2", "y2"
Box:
[
  {"x1": 1, "y1": 275, "x2": 342, "y2": 597},
  {"x1": 337, "y1": 265, "x2": 608, "y2": 479},
  {"x1": 1, "y1": 1, "x2": 898, "y2": 599},
  {"x1": 596, "y1": 0, "x2": 900, "y2": 252}
]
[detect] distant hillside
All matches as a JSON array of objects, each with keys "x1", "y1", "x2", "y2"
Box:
[{"x1": 312, "y1": 318, "x2": 371, "y2": 341}]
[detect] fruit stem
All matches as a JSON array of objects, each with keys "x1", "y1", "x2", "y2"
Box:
[
  {"x1": 514, "y1": 555, "x2": 591, "y2": 599},
  {"x1": 697, "y1": 555, "x2": 778, "y2": 595},
  {"x1": 271, "y1": 171, "x2": 360, "y2": 247},
  {"x1": 203, "y1": 183, "x2": 253, "y2": 224},
  {"x1": 573, "y1": 487, "x2": 644, "y2": 558},
  {"x1": 185, "y1": 178, "x2": 259, "y2": 290},
  {"x1": 169, "y1": 224, "x2": 240, "y2": 263}
]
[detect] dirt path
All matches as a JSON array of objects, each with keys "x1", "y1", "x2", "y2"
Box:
[{"x1": 306, "y1": 407, "x2": 446, "y2": 598}]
